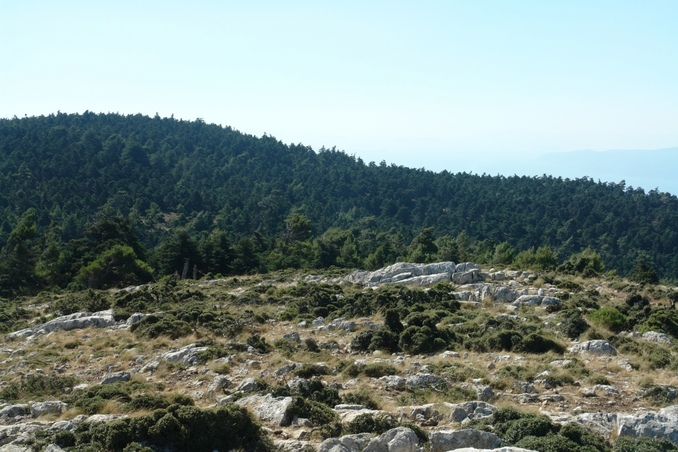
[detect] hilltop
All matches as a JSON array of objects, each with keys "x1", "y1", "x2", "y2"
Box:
[
  {"x1": 1, "y1": 112, "x2": 678, "y2": 301},
  {"x1": 2, "y1": 263, "x2": 678, "y2": 450}
]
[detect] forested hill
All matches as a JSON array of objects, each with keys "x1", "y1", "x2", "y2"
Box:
[{"x1": 1, "y1": 112, "x2": 677, "y2": 293}]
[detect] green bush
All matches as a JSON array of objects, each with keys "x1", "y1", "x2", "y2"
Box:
[
  {"x1": 76, "y1": 245, "x2": 153, "y2": 289},
  {"x1": 288, "y1": 397, "x2": 337, "y2": 426},
  {"x1": 502, "y1": 415, "x2": 558, "y2": 443},
  {"x1": 516, "y1": 435, "x2": 579, "y2": 452},
  {"x1": 70, "y1": 404, "x2": 273, "y2": 451},
  {"x1": 342, "y1": 391, "x2": 380, "y2": 410},
  {"x1": 350, "y1": 330, "x2": 374, "y2": 351},
  {"x1": 559, "y1": 310, "x2": 590, "y2": 339},
  {"x1": 559, "y1": 422, "x2": 607, "y2": 451},
  {"x1": 130, "y1": 314, "x2": 192, "y2": 339},
  {"x1": 344, "y1": 413, "x2": 398, "y2": 435},
  {"x1": 293, "y1": 364, "x2": 330, "y2": 379},
  {"x1": 589, "y1": 307, "x2": 628, "y2": 333},
  {"x1": 642, "y1": 386, "x2": 678, "y2": 406},
  {"x1": 52, "y1": 289, "x2": 111, "y2": 315},
  {"x1": 518, "y1": 333, "x2": 565, "y2": 354},
  {"x1": 613, "y1": 436, "x2": 678, "y2": 451},
  {"x1": 0, "y1": 374, "x2": 78, "y2": 401},
  {"x1": 247, "y1": 334, "x2": 272, "y2": 353},
  {"x1": 362, "y1": 363, "x2": 399, "y2": 378},
  {"x1": 640, "y1": 309, "x2": 678, "y2": 339}
]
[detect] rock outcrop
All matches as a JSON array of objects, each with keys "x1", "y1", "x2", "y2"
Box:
[{"x1": 6, "y1": 310, "x2": 116, "y2": 339}]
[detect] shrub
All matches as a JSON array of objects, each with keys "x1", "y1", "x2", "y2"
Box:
[
  {"x1": 288, "y1": 397, "x2": 337, "y2": 426},
  {"x1": 246, "y1": 334, "x2": 272, "y2": 353},
  {"x1": 642, "y1": 386, "x2": 678, "y2": 406},
  {"x1": 76, "y1": 245, "x2": 153, "y2": 289},
  {"x1": 294, "y1": 378, "x2": 341, "y2": 408},
  {"x1": 559, "y1": 310, "x2": 590, "y2": 339},
  {"x1": 369, "y1": 327, "x2": 401, "y2": 352},
  {"x1": 130, "y1": 314, "x2": 192, "y2": 339},
  {"x1": 293, "y1": 364, "x2": 330, "y2": 379},
  {"x1": 362, "y1": 363, "x2": 398, "y2": 378},
  {"x1": 52, "y1": 289, "x2": 111, "y2": 315},
  {"x1": 589, "y1": 307, "x2": 628, "y2": 333},
  {"x1": 350, "y1": 330, "x2": 374, "y2": 351},
  {"x1": 518, "y1": 333, "x2": 565, "y2": 354},
  {"x1": 559, "y1": 422, "x2": 607, "y2": 451},
  {"x1": 613, "y1": 436, "x2": 678, "y2": 451},
  {"x1": 344, "y1": 413, "x2": 398, "y2": 435},
  {"x1": 502, "y1": 415, "x2": 558, "y2": 443},
  {"x1": 516, "y1": 435, "x2": 579, "y2": 452},
  {"x1": 640, "y1": 310, "x2": 678, "y2": 339},
  {"x1": 342, "y1": 391, "x2": 380, "y2": 410},
  {"x1": 0, "y1": 374, "x2": 78, "y2": 401}
]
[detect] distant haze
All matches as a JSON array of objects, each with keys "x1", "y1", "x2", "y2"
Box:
[{"x1": 425, "y1": 148, "x2": 678, "y2": 197}]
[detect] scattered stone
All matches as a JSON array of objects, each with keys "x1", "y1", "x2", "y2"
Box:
[
  {"x1": 159, "y1": 344, "x2": 209, "y2": 365},
  {"x1": 445, "y1": 401, "x2": 498, "y2": 423},
  {"x1": 0, "y1": 404, "x2": 29, "y2": 420},
  {"x1": 101, "y1": 371, "x2": 131, "y2": 385},
  {"x1": 318, "y1": 433, "x2": 373, "y2": 452},
  {"x1": 429, "y1": 429, "x2": 502, "y2": 452},
  {"x1": 30, "y1": 401, "x2": 67, "y2": 418},
  {"x1": 568, "y1": 340, "x2": 618, "y2": 356},
  {"x1": 125, "y1": 313, "x2": 147, "y2": 326},
  {"x1": 513, "y1": 295, "x2": 543, "y2": 306},
  {"x1": 206, "y1": 375, "x2": 232, "y2": 397},
  {"x1": 235, "y1": 378, "x2": 259, "y2": 393},
  {"x1": 641, "y1": 331, "x2": 673, "y2": 345},
  {"x1": 363, "y1": 426, "x2": 421, "y2": 452},
  {"x1": 6, "y1": 310, "x2": 116, "y2": 339},
  {"x1": 549, "y1": 359, "x2": 573, "y2": 368},
  {"x1": 235, "y1": 394, "x2": 295, "y2": 427},
  {"x1": 380, "y1": 375, "x2": 406, "y2": 391},
  {"x1": 405, "y1": 373, "x2": 441, "y2": 389},
  {"x1": 283, "y1": 332, "x2": 301, "y2": 343}
]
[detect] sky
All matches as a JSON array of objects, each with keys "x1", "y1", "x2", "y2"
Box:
[{"x1": 2, "y1": 1, "x2": 678, "y2": 186}]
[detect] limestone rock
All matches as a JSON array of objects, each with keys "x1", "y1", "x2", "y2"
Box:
[
  {"x1": 207, "y1": 375, "x2": 232, "y2": 397},
  {"x1": 101, "y1": 371, "x2": 131, "y2": 385},
  {"x1": 568, "y1": 340, "x2": 617, "y2": 356},
  {"x1": 429, "y1": 429, "x2": 503, "y2": 452},
  {"x1": 405, "y1": 373, "x2": 441, "y2": 389},
  {"x1": 380, "y1": 375, "x2": 406, "y2": 391},
  {"x1": 0, "y1": 405, "x2": 29, "y2": 419},
  {"x1": 513, "y1": 295, "x2": 543, "y2": 306},
  {"x1": 159, "y1": 344, "x2": 209, "y2": 365},
  {"x1": 617, "y1": 405, "x2": 678, "y2": 444},
  {"x1": 363, "y1": 427, "x2": 422, "y2": 452},
  {"x1": 6, "y1": 310, "x2": 116, "y2": 339},
  {"x1": 125, "y1": 313, "x2": 147, "y2": 326},
  {"x1": 445, "y1": 401, "x2": 498, "y2": 423},
  {"x1": 319, "y1": 433, "x2": 373, "y2": 452},
  {"x1": 641, "y1": 331, "x2": 672, "y2": 345},
  {"x1": 235, "y1": 394, "x2": 294, "y2": 427},
  {"x1": 30, "y1": 401, "x2": 67, "y2": 418},
  {"x1": 235, "y1": 378, "x2": 260, "y2": 393}
]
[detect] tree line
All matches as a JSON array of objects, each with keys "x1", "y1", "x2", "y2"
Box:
[{"x1": 0, "y1": 112, "x2": 676, "y2": 296}]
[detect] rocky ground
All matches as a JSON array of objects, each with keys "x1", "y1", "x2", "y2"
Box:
[{"x1": 1, "y1": 262, "x2": 678, "y2": 451}]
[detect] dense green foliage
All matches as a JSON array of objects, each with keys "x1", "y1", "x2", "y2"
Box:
[
  {"x1": 35, "y1": 403, "x2": 272, "y2": 451},
  {"x1": 2, "y1": 112, "x2": 677, "y2": 295}
]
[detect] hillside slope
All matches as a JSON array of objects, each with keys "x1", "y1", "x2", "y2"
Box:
[{"x1": 2, "y1": 265, "x2": 678, "y2": 450}]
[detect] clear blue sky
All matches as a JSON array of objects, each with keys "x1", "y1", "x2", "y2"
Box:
[{"x1": 2, "y1": 1, "x2": 677, "y2": 174}]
